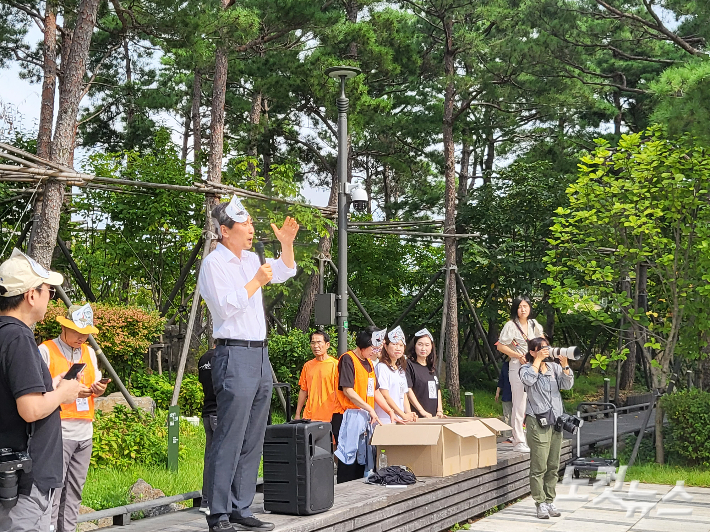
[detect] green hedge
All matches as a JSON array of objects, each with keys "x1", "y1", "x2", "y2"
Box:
[
  {"x1": 91, "y1": 406, "x2": 180, "y2": 468},
  {"x1": 127, "y1": 372, "x2": 204, "y2": 417},
  {"x1": 661, "y1": 390, "x2": 710, "y2": 467}
]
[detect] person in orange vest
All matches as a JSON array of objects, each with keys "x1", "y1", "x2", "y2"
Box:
[{"x1": 39, "y1": 303, "x2": 109, "y2": 532}]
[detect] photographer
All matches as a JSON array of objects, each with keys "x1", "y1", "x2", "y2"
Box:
[
  {"x1": 519, "y1": 337, "x2": 574, "y2": 520},
  {"x1": 0, "y1": 249, "x2": 83, "y2": 531}
]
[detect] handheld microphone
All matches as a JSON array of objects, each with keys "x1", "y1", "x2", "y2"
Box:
[{"x1": 254, "y1": 241, "x2": 266, "y2": 266}]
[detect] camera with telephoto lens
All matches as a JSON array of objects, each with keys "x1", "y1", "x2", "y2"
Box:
[
  {"x1": 554, "y1": 413, "x2": 583, "y2": 434},
  {"x1": 542, "y1": 345, "x2": 580, "y2": 362},
  {"x1": 0, "y1": 449, "x2": 32, "y2": 509}
]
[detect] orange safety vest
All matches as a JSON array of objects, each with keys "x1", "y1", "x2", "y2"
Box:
[
  {"x1": 44, "y1": 340, "x2": 96, "y2": 421},
  {"x1": 336, "y1": 350, "x2": 376, "y2": 413}
]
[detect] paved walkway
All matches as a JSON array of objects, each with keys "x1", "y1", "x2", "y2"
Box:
[{"x1": 468, "y1": 478, "x2": 710, "y2": 532}]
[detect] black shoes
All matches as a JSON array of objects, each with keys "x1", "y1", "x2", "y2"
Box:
[
  {"x1": 210, "y1": 522, "x2": 240, "y2": 532},
  {"x1": 230, "y1": 516, "x2": 276, "y2": 531}
]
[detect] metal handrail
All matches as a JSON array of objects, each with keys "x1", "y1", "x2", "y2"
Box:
[
  {"x1": 575, "y1": 402, "x2": 617, "y2": 460},
  {"x1": 77, "y1": 490, "x2": 201, "y2": 524},
  {"x1": 577, "y1": 402, "x2": 652, "y2": 419}
]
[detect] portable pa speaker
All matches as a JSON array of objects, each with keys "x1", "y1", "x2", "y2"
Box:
[{"x1": 263, "y1": 420, "x2": 334, "y2": 515}]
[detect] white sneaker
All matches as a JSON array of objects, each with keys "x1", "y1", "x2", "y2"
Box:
[
  {"x1": 536, "y1": 504, "x2": 550, "y2": 519},
  {"x1": 513, "y1": 443, "x2": 531, "y2": 453},
  {"x1": 544, "y1": 502, "x2": 561, "y2": 517}
]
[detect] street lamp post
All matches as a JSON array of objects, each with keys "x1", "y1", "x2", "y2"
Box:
[{"x1": 325, "y1": 65, "x2": 361, "y2": 355}]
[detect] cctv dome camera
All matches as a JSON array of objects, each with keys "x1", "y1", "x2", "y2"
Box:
[{"x1": 350, "y1": 187, "x2": 369, "y2": 212}]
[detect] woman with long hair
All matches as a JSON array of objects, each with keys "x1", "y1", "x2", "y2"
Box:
[
  {"x1": 520, "y1": 336, "x2": 574, "y2": 519},
  {"x1": 496, "y1": 296, "x2": 544, "y2": 453},
  {"x1": 405, "y1": 328, "x2": 444, "y2": 418},
  {"x1": 374, "y1": 327, "x2": 417, "y2": 424}
]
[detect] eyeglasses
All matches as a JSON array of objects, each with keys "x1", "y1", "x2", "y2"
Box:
[
  {"x1": 34, "y1": 285, "x2": 56, "y2": 298},
  {"x1": 310, "y1": 341, "x2": 326, "y2": 346}
]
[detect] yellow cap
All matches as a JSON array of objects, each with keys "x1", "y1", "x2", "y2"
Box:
[{"x1": 56, "y1": 303, "x2": 98, "y2": 335}]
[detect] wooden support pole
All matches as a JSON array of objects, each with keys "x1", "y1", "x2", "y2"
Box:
[
  {"x1": 56, "y1": 235, "x2": 96, "y2": 302},
  {"x1": 455, "y1": 272, "x2": 499, "y2": 373},
  {"x1": 171, "y1": 235, "x2": 211, "y2": 406},
  {"x1": 55, "y1": 285, "x2": 137, "y2": 410},
  {"x1": 160, "y1": 236, "x2": 204, "y2": 317},
  {"x1": 392, "y1": 269, "x2": 444, "y2": 329},
  {"x1": 326, "y1": 259, "x2": 377, "y2": 328}
]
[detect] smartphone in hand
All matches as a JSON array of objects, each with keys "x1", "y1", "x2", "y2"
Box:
[
  {"x1": 63, "y1": 363, "x2": 87, "y2": 380},
  {"x1": 99, "y1": 378, "x2": 111, "y2": 384}
]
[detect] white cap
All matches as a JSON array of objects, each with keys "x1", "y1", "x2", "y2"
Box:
[
  {"x1": 0, "y1": 249, "x2": 64, "y2": 297},
  {"x1": 225, "y1": 195, "x2": 250, "y2": 223}
]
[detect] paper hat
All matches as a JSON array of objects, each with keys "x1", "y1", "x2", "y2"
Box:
[
  {"x1": 57, "y1": 303, "x2": 98, "y2": 335},
  {"x1": 415, "y1": 328, "x2": 434, "y2": 341},
  {"x1": 371, "y1": 328, "x2": 386, "y2": 348},
  {"x1": 225, "y1": 195, "x2": 250, "y2": 223},
  {"x1": 387, "y1": 326, "x2": 406, "y2": 345},
  {"x1": 0, "y1": 248, "x2": 64, "y2": 297}
]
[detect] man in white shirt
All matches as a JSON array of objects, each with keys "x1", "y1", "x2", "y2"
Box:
[{"x1": 198, "y1": 196, "x2": 298, "y2": 532}]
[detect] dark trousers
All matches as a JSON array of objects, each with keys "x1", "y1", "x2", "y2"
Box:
[
  {"x1": 331, "y1": 412, "x2": 365, "y2": 483},
  {"x1": 204, "y1": 345, "x2": 272, "y2": 526},
  {"x1": 202, "y1": 415, "x2": 217, "y2": 505}
]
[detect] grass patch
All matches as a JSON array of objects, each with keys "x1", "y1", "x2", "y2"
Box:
[
  {"x1": 623, "y1": 464, "x2": 710, "y2": 488},
  {"x1": 82, "y1": 420, "x2": 206, "y2": 511},
  {"x1": 83, "y1": 411, "x2": 287, "y2": 511}
]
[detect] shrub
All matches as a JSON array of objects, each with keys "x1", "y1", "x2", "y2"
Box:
[
  {"x1": 661, "y1": 390, "x2": 710, "y2": 467},
  {"x1": 35, "y1": 301, "x2": 165, "y2": 379},
  {"x1": 91, "y1": 406, "x2": 181, "y2": 468},
  {"x1": 128, "y1": 372, "x2": 204, "y2": 417},
  {"x1": 459, "y1": 359, "x2": 497, "y2": 393}
]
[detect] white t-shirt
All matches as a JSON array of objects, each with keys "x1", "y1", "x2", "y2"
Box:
[
  {"x1": 39, "y1": 337, "x2": 102, "y2": 442},
  {"x1": 374, "y1": 363, "x2": 409, "y2": 424}
]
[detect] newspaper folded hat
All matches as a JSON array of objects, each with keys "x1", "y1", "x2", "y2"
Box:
[
  {"x1": 225, "y1": 195, "x2": 250, "y2": 223},
  {"x1": 387, "y1": 326, "x2": 406, "y2": 345},
  {"x1": 371, "y1": 328, "x2": 386, "y2": 348},
  {"x1": 414, "y1": 328, "x2": 434, "y2": 341},
  {"x1": 57, "y1": 303, "x2": 99, "y2": 335},
  {"x1": 0, "y1": 248, "x2": 64, "y2": 297}
]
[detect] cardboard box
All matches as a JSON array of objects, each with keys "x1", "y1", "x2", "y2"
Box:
[{"x1": 370, "y1": 417, "x2": 512, "y2": 477}]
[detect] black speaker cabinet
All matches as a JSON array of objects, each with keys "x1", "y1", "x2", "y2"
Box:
[{"x1": 263, "y1": 420, "x2": 334, "y2": 515}]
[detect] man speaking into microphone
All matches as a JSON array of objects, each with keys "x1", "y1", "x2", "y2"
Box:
[{"x1": 198, "y1": 196, "x2": 298, "y2": 532}]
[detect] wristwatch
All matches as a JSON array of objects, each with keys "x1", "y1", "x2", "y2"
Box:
[{"x1": 561, "y1": 366, "x2": 570, "y2": 370}]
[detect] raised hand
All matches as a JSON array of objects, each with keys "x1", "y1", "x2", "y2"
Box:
[{"x1": 271, "y1": 216, "x2": 299, "y2": 245}]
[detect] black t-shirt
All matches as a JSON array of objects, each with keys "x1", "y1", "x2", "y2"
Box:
[
  {"x1": 0, "y1": 316, "x2": 63, "y2": 494},
  {"x1": 198, "y1": 349, "x2": 217, "y2": 417},
  {"x1": 337, "y1": 352, "x2": 376, "y2": 390},
  {"x1": 406, "y1": 359, "x2": 440, "y2": 417}
]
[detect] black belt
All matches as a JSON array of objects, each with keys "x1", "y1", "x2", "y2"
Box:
[{"x1": 215, "y1": 339, "x2": 267, "y2": 348}]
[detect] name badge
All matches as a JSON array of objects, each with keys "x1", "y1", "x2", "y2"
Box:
[
  {"x1": 76, "y1": 398, "x2": 90, "y2": 412},
  {"x1": 367, "y1": 377, "x2": 375, "y2": 397},
  {"x1": 428, "y1": 381, "x2": 437, "y2": 399}
]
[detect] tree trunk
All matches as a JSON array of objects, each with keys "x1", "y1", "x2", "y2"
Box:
[
  {"x1": 383, "y1": 164, "x2": 392, "y2": 220},
  {"x1": 457, "y1": 140, "x2": 471, "y2": 200},
  {"x1": 181, "y1": 107, "x2": 190, "y2": 161},
  {"x1": 620, "y1": 274, "x2": 636, "y2": 390},
  {"x1": 247, "y1": 90, "x2": 263, "y2": 178},
  {"x1": 442, "y1": 17, "x2": 460, "y2": 411},
  {"x1": 208, "y1": 45, "x2": 228, "y2": 190},
  {"x1": 294, "y1": 172, "x2": 338, "y2": 331},
  {"x1": 30, "y1": 0, "x2": 101, "y2": 268},
  {"x1": 37, "y1": 0, "x2": 57, "y2": 160},
  {"x1": 192, "y1": 68, "x2": 202, "y2": 180},
  {"x1": 345, "y1": 0, "x2": 359, "y2": 57},
  {"x1": 613, "y1": 90, "x2": 622, "y2": 136}
]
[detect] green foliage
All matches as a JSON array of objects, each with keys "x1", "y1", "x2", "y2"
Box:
[
  {"x1": 661, "y1": 390, "x2": 710, "y2": 467},
  {"x1": 546, "y1": 126, "x2": 710, "y2": 384},
  {"x1": 128, "y1": 372, "x2": 204, "y2": 417},
  {"x1": 91, "y1": 407, "x2": 181, "y2": 469},
  {"x1": 35, "y1": 302, "x2": 165, "y2": 380},
  {"x1": 83, "y1": 419, "x2": 205, "y2": 510}
]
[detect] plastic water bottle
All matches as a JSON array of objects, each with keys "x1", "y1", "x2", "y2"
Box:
[{"x1": 378, "y1": 449, "x2": 388, "y2": 470}]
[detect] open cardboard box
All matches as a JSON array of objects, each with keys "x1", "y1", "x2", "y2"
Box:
[{"x1": 370, "y1": 417, "x2": 512, "y2": 477}]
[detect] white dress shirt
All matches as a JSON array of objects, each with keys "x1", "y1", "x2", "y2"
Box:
[{"x1": 198, "y1": 243, "x2": 297, "y2": 340}]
